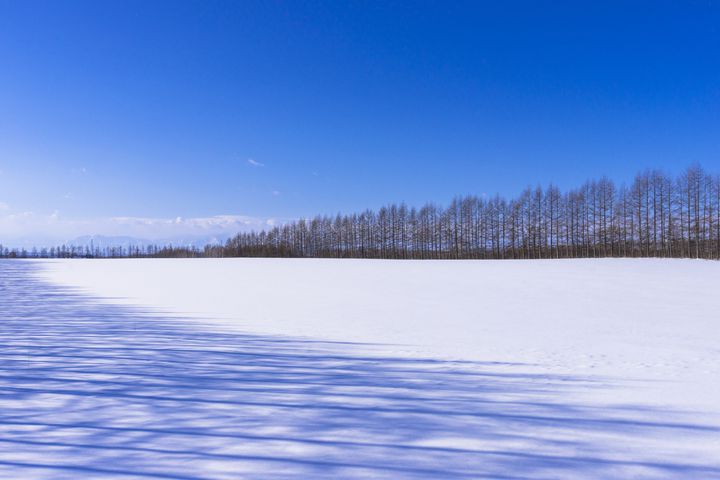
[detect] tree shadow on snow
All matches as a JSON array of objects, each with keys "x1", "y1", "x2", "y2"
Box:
[{"x1": 0, "y1": 260, "x2": 718, "y2": 479}]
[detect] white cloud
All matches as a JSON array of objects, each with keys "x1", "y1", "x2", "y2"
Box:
[
  {"x1": 247, "y1": 158, "x2": 264, "y2": 167},
  {"x1": 0, "y1": 212, "x2": 280, "y2": 247},
  {"x1": 102, "y1": 215, "x2": 274, "y2": 235},
  {"x1": 0, "y1": 202, "x2": 9, "y2": 211}
]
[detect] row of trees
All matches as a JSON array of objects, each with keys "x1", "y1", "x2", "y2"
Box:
[
  {"x1": 2, "y1": 165, "x2": 719, "y2": 260},
  {"x1": 0, "y1": 244, "x2": 205, "y2": 259},
  {"x1": 218, "y1": 165, "x2": 720, "y2": 260}
]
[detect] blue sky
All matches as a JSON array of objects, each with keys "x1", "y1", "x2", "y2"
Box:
[{"x1": 1, "y1": 1, "x2": 719, "y2": 244}]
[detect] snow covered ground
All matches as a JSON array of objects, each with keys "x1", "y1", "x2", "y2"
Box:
[
  {"x1": 1, "y1": 258, "x2": 719, "y2": 478},
  {"x1": 39, "y1": 258, "x2": 720, "y2": 409}
]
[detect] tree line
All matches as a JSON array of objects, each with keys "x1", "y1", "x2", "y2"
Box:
[
  {"x1": 219, "y1": 164, "x2": 720, "y2": 260},
  {"x1": 0, "y1": 244, "x2": 204, "y2": 259},
  {"x1": 3, "y1": 165, "x2": 720, "y2": 260}
]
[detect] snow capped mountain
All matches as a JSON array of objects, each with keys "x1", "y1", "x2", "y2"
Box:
[{"x1": 68, "y1": 234, "x2": 230, "y2": 249}]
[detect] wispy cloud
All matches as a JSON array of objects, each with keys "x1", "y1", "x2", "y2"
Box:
[
  {"x1": 107, "y1": 215, "x2": 273, "y2": 232},
  {"x1": 0, "y1": 211, "x2": 280, "y2": 247},
  {"x1": 0, "y1": 202, "x2": 9, "y2": 211},
  {"x1": 271, "y1": 190, "x2": 281, "y2": 197},
  {"x1": 247, "y1": 158, "x2": 264, "y2": 167}
]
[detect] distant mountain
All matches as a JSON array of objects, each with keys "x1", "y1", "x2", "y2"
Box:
[
  {"x1": 1, "y1": 234, "x2": 233, "y2": 251},
  {"x1": 154, "y1": 234, "x2": 231, "y2": 248},
  {"x1": 68, "y1": 234, "x2": 230, "y2": 249},
  {"x1": 69, "y1": 235, "x2": 151, "y2": 249}
]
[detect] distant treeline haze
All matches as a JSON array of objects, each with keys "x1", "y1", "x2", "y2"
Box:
[{"x1": 3, "y1": 165, "x2": 720, "y2": 260}]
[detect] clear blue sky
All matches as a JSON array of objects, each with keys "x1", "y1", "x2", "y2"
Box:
[{"x1": 1, "y1": 1, "x2": 719, "y2": 243}]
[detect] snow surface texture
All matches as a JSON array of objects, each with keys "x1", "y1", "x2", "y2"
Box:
[{"x1": 0, "y1": 258, "x2": 717, "y2": 479}]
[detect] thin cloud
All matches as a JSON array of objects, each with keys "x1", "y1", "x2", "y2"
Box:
[
  {"x1": 247, "y1": 158, "x2": 264, "y2": 167},
  {"x1": 109, "y1": 215, "x2": 270, "y2": 230},
  {"x1": 271, "y1": 190, "x2": 281, "y2": 197},
  {"x1": 0, "y1": 212, "x2": 281, "y2": 247},
  {"x1": 0, "y1": 202, "x2": 9, "y2": 211}
]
